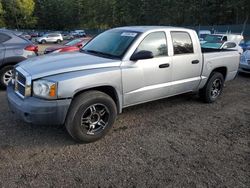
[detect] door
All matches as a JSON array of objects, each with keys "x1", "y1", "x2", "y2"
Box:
[
  {"x1": 46, "y1": 34, "x2": 54, "y2": 42},
  {"x1": 0, "y1": 33, "x2": 8, "y2": 65},
  {"x1": 122, "y1": 31, "x2": 173, "y2": 107},
  {"x1": 170, "y1": 31, "x2": 203, "y2": 94},
  {"x1": 0, "y1": 44, "x2": 5, "y2": 65}
]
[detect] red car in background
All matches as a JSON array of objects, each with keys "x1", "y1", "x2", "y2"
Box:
[{"x1": 44, "y1": 38, "x2": 91, "y2": 54}]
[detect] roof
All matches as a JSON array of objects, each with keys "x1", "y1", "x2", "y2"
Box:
[{"x1": 113, "y1": 26, "x2": 186, "y2": 32}]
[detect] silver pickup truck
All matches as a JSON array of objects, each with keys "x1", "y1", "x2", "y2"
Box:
[{"x1": 7, "y1": 26, "x2": 240, "y2": 143}]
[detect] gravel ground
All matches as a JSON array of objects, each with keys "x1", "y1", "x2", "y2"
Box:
[{"x1": 0, "y1": 74, "x2": 249, "y2": 187}]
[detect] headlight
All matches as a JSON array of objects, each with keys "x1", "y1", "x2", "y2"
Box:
[
  {"x1": 240, "y1": 55, "x2": 246, "y2": 64},
  {"x1": 33, "y1": 80, "x2": 57, "y2": 99}
]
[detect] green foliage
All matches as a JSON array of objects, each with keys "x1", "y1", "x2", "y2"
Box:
[
  {"x1": 0, "y1": 0, "x2": 5, "y2": 27},
  {"x1": 1, "y1": 0, "x2": 250, "y2": 29},
  {"x1": 2, "y1": 0, "x2": 37, "y2": 29}
]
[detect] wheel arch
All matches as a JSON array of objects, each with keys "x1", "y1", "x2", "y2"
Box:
[
  {"x1": 73, "y1": 85, "x2": 122, "y2": 113},
  {"x1": 210, "y1": 67, "x2": 227, "y2": 80}
]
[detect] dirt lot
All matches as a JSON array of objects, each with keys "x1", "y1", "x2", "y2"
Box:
[{"x1": 0, "y1": 74, "x2": 249, "y2": 187}]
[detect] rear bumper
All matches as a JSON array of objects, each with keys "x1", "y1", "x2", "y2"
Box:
[{"x1": 7, "y1": 85, "x2": 71, "y2": 125}]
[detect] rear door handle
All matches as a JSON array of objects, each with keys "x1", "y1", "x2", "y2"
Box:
[
  {"x1": 159, "y1": 63, "x2": 170, "y2": 68},
  {"x1": 192, "y1": 60, "x2": 199, "y2": 64}
]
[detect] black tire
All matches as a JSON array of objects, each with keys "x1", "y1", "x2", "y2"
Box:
[
  {"x1": 199, "y1": 72, "x2": 225, "y2": 103},
  {"x1": 57, "y1": 39, "x2": 62, "y2": 44},
  {"x1": 0, "y1": 65, "x2": 14, "y2": 89},
  {"x1": 65, "y1": 91, "x2": 117, "y2": 143},
  {"x1": 41, "y1": 40, "x2": 46, "y2": 44}
]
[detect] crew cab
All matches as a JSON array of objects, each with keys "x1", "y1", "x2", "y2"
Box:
[{"x1": 7, "y1": 26, "x2": 240, "y2": 143}]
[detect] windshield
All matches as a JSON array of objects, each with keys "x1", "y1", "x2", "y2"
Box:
[
  {"x1": 65, "y1": 39, "x2": 82, "y2": 46},
  {"x1": 204, "y1": 35, "x2": 223, "y2": 42},
  {"x1": 82, "y1": 30, "x2": 140, "y2": 59},
  {"x1": 201, "y1": 42, "x2": 223, "y2": 49}
]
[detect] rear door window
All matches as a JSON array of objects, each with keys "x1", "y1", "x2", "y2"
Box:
[
  {"x1": 171, "y1": 32, "x2": 194, "y2": 55},
  {"x1": 0, "y1": 33, "x2": 11, "y2": 43}
]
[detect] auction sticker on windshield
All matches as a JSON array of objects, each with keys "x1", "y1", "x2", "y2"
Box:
[{"x1": 121, "y1": 32, "x2": 137, "y2": 37}]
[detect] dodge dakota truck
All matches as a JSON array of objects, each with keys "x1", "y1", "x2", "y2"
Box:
[{"x1": 7, "y1": 26, "x2": 240, "y2": 143}]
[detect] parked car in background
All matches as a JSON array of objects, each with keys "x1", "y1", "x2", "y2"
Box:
[
  {"x1": 0, "y1": 30, "x2": 38, "y2": 88},
  {"x1": 7, "y1": 26, "x2": 240, "y2": 143},
  {"x1": 202, "y1": 34, "x2": 244, "y2": 45},
  {"x1": 36, "y1": 33, "x2": 63, "y2": 44},
  {"x1": 201, "y1": 41, "x2": 243, "y2": 54},
  {"x1": 20, "y1": 32, "x2": 32, "y2": 40},
  {"x1": 29, "y1": 32, "x2": 39, "y2": 38},
  {"x1": 239, "y1": 40, "x2": 250, "y2": 52},
  {"x1": 71, "y1": 30, "x2": 86, "y2": 38},
  {"x1": 44, "y1": 38, "x2": 91, "y2": 54},
  {"x1": 62, "y1": 33, "x2": 74, "y2": 40},
  {"x1": 38, "y1": 32, "x2": 45, "y2": 37},
  {"x1": 198, "y1": 30, "x2": 211, "y2": 42},
  {"x1": 239, "y1": 50, "x2": 250, "y2": 73}
]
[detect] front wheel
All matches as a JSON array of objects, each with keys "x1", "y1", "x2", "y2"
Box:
[
  {"x1": 199, "y1": 72, "x2": 225, "y2": 103},
  {"x1": 65, "y1": 91, "x2": 117, "y2": 143},
  {"x1": 0, "y1": 65, "x2": 14, "y2": 89}
]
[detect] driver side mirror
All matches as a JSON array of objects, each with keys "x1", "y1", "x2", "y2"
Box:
[{"x1": 130, "y1": 50, "x2": 154, "y2": 61}]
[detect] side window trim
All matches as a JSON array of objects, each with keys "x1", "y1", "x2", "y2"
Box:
[
  {"x1": 170, "y1": 31, "x2": 194, "y2": 56},
  {"x1": 0, "y1": 33, "x2": 11, "y2": 43},
  {"x1": 133, "y1": 31, "x2": 168, "y2": 58}
]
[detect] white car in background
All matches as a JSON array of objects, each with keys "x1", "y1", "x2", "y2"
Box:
[
  {"x1": 36, "y1": 33, "x2": 63, "y2": 44},
  {"x1": 239, "y1": 50, "x2": 250, "y2": 74}
]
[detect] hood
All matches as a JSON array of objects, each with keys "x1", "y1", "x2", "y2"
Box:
[{"x1": 18, "y1": 52, "x2": 121, "y2": 80}]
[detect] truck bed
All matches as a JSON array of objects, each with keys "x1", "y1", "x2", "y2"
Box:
[{"x1": 201, "y1": 47, "x2": 237, "y2": 53}]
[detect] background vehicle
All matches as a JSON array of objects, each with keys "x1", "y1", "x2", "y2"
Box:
[
  {"x1": 201, "y1": 41, "x2": 243, "y2": 54},
  {"x1": 198, "y1": 30, "x2": 211, "y2": 42},
  {"x1": 36, "y1": 33, "x2": 63, "y2": 44},
  {"x1": 44, "y1": 38, "x2": 91, "y2": 54},
  {"x1": 239, "y1": 50, "x2": 250, "y2": 73},
  {"x1": 71, "y1": 30, "x2": 86, "y2": 38},
  {"x1": 239, "y1": 40, "x2": 250, "y2": 51},
  {"x1": 62, "y1": 31, "x2": 74, "y2": 40},
  {"x1": 0, "y1": 30, "x2": 38, "y2": 88},
  {"x1": 29, "y1": 32, "x2": 39, "y2": 38},
  {"x1": 7, "y1": 26, "x2": 240, "y2": 143},
  {"x1": 202, "y1": 34, "x2": 244, "y2": 45}
]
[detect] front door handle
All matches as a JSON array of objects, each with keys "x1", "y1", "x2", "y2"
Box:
[
  {"x1": 159, "y1": 63, "x2": 170, "y2": 68},
  {"x1": 192, "y1": 60, "x2": 200, "y2": 64}
]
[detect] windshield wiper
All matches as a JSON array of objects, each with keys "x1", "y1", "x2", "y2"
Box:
[{"x1": 81, "y1": 49, "x2": 119, "y2": 59}]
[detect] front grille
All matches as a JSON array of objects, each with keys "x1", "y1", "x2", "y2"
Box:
[
  {"x1": 17, "y1": 72, "x2": 26, "y2": 85},
  {"x1": 13, "y1": 68, "x2": 30, "y2": 98},
  {"x1": 15, "y1": 82, "x2": 26, "y2": 96}
]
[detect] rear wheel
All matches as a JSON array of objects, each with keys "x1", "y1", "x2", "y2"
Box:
[
  {"x1": 65, "y1": 91, "x2": 117, "y2": 143},
  {"x1": 41, "y1": 40, "x2": 46, "y2": 44},
  {"x1": 57, "y1": 39, "x2": 62, "y2": 43},
  {"x1": 199, "y1": 72, "x2": 225, "y2": 103},
  {"x1": 0, "y1": 65, "x2": 14, "y2": 89}
]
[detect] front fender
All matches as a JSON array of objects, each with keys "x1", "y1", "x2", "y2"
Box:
[{"x1": 43, "y1": 67, "x2": 123, "y2": 112}]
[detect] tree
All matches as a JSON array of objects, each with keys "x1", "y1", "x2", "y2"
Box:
[
  {"x1": 2, "y1": 0, "x2": 37, "y2": 29},
  {"x1": 0, "y1": 0, "x2": 5, "y2": 27}
]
